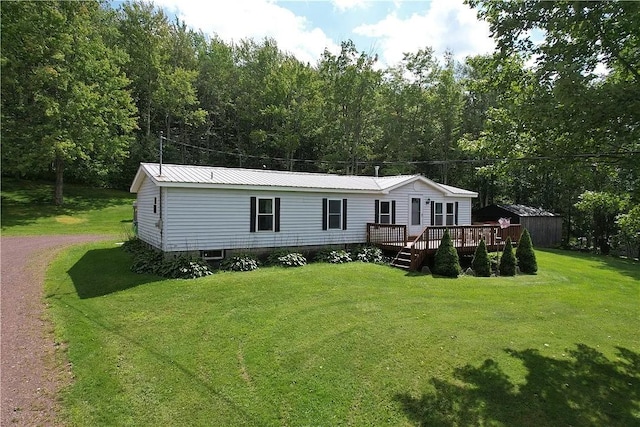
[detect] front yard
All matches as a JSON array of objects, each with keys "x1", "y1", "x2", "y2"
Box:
[{"x1": 46, "y1": 244, "x2": 639, "y2": 425}]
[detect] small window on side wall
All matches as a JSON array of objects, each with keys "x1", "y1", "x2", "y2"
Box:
[{"x1": 250, "y1": 197, "x2": 280, "y2": 232}]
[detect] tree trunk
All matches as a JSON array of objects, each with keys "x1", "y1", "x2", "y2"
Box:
[{"x1": 54, "y1": 156, "x2": 64, "y2": 206}]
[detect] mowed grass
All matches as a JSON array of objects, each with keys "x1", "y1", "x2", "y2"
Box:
[
  {"x1": 1, "y1": 178, "x2": 135, "y2": 236},
  {"x1": 46, "y1": 245, "x2": 640, "y2": 426}
]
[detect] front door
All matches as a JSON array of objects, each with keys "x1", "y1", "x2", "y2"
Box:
[{"x1": 409, "y1": 195, "x2": 423, "y2": 236}]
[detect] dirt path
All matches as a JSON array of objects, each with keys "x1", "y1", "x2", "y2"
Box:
[{"x1": 1, "y1": 235, "x2": 110, "y2": 426}]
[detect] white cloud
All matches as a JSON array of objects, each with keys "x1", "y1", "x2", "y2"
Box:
[
  {"x1": 353, "y1": 0, "x2": 494, "y2": 67},
  {"x1": 331, "y1": 0, "x2": 368, "y2": 12},
  {"x1": 155, "y1": 0, "x2": 340, "y2": 65}
]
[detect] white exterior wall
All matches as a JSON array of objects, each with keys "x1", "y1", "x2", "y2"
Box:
[
  {"x1": 162, "y1": 187, "x2": 379, "y2": 252},
  {"x1": 385, "y1": 180, "x2": 473, "y2": 230},
  {"x1": 136, "y1": 178, "x2": 475, "y2": 253},
  {"x1": 136, "y1": 176, "x2": 163, "y2": 249}
]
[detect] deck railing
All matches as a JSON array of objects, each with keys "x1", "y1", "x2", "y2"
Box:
[
  {"x1": 409, "y1": 224, "x2": 523, "y2": 269},
  {"x1": 366, "y1": 223, "x2": 407, "y2": 248}
]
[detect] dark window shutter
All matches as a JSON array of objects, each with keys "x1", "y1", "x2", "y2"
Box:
[
  {"x1": 342, "y1": 199, "x2": 348, "y2": 230},
  {"x1": 322, "y1": 198, "x2": 328, "y2": 230},
  {"x1": 391, "y1": 200, "x2": 396, "y2": 224},
  {"x1": 430, "y1": 200, "x2": 434, "y2": 226},
  {"x1": 374, "y1": 200, "x2": 380, "y2": 223},
  {"x1": 250, "y1": 197, "x2": 257, "y2": 232},
  {"x1": 455, "y1": 201, "x2": 459, "y2": 225},
  {"x1": 275, "y1": 197, "x2": 281, "y2": 232}
]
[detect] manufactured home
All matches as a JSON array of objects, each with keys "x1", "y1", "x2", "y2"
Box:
[{"x1": 130, "y1": 163, "x2": 482, "y2": 263}]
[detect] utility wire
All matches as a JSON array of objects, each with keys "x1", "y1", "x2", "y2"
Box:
[{"x1": 160, "y1": 135, "x2": 638, "y2": 167}]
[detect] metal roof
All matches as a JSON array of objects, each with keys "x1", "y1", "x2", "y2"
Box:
[
  {"x1": 498, "y1": 204, "x2": 558, "y2": 217},
  {"x1": 130, "y1": 163, "x2": 477, "y2": 197}
]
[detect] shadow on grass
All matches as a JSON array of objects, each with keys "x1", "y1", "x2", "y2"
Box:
[
  {"x1": 395, "y1": 344, "x2": 640, "y2": 426},
  {"x1": 1, "y1": 178, "x2": 133, "y2": 229},
  {"x1": 67, "y1": 247, "x2": 161, "y2": 298}
]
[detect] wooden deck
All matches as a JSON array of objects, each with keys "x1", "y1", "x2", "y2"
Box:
[{"x1": 367, "y1": 223, "x2": 523, "y2": 270}]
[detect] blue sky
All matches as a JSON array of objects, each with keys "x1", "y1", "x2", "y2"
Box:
[{"x1": 151, "y1": 0, "x2": 496, "y2": 67}]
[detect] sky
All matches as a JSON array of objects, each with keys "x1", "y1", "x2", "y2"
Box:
[{"x1": 151, "y1": 0, "x2": 496, "y2": 68}]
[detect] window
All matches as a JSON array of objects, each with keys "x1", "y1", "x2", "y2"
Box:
[
  {"x1": 257, "y1": 198, "x2": 274, "y2": 231},
  {"x1": 375, "y1": 200, "x2": 395, "y2": 224},
  {"x1": 201, "y1": 249, "x2": 224, "y2": 260},
  {"x1": 446, "y1": 202, "x2": 455, "y2": 225},
  {"x1": 433, "y1": 202, "x2": 456, "y2": 226},
  {"x1": 250, "y1": 197, "x2": 280, "y2": 232},
  {"x1": 380, "y1": 201, "x2": 391, "y2": 224},
  {"x1": 323, "y1": 198, "x2": 347, "y2": 230},
  {"x1": 328, "y1": 200, "x2": 342, "y2": 229},
  {"x1": 434, "y1": 203, "x2": 443, "y2": 225}
]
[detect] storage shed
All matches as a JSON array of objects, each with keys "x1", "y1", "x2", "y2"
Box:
[{"x1": 473, "y1": 204, "x2": 562, "y2": 247}]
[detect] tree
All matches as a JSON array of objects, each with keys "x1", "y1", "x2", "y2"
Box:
[
  {"x1": 433, "y1": 229, "x2": 462, "y2": 278},
  {"x1": 472, "y1": 239, "x2": 491, "y2": 277},
  {"x1": 515, "y1": 229, "x2": 537, "y2": 274},
  {"x1": 318, "y1": 41, "x2": 381, "y2": 174},
  {"x1": 574, "y1": 191, "x2": 628, "y2": 255},
  {"x1": 1, "y1": 1, "x2": 137, "y2": 204},
  {"x1": 498, "y1": 237, "x2": 516, "y2": 276},
  {"x1": 615, "y1": 205, "x2": 640, "y2": 260}
]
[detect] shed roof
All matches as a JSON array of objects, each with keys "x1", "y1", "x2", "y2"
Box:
[
  {"x1": 497, "y1": 204, "x2": 558, "y2": 217},
  {"x1": 130, "y1": 163, "x2": 478, "y2": 197}
]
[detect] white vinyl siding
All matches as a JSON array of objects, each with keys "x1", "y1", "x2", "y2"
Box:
[
  {"x1": 161, "y1": 188, "x2": 374, "y2": 252},
  {"x1": 135, "y1": 175, "x2": 475, "y2": 253},
  {"x1": 136, "y1": 176, "x2": 163, "y2": 249}
]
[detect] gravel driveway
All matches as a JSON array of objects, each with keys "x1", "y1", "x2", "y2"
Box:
[{"x1": 1, "y1": 235, "x2": 109, "y2": 426}]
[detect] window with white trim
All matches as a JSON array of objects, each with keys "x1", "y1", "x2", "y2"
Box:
[
  {"x1": 446, "y1": 202, "x2": 455, "y2": 225},
  {"x1": 434, "y1": 202, "x2": 443, "y2": 225},
  {"x1": 328, "y1": 199, "x2": 342, "y2": 229},
  {"x1": 380, "y1": 201, "x2": 391, "y2": 224},
  {"x1": 257, "y1": 197, "x2": 274, "y2": 231}
]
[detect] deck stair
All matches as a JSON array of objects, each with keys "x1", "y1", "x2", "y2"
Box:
[{"x1": 390, "y1": 246, "x2": 413, "y2": 270}]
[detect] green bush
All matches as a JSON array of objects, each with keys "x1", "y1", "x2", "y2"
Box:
[
  {"x1": 128, "y1": 244, "x2": 213, "y2": 279},
  {"x1": 220, "y1": 255, "x2": 260, "y2": 272},
  {"x1": 276, "y1": 252, "x2": 307, "y2": 268},
  {"x1": 471, "y1": 239, "x2": 491, "y2": 277},
  {"x1": 316, "y1": 249, "x2": 352, "y2": 264},
  {"x1": 499, "y1": 237, "x2": 517, "y2": 276},
  {"x1": 433, "y1": 229, "x2": 461, "y2": 278},
  {"x1": 516, "y1": 229, "x2": 538, "y2": 274},
  {"x1": 354, "y1": 246, "x2": 384, "y2": 263},
  {"x1": 121, "y1": 237, "x2": 149, "y2": 254}
]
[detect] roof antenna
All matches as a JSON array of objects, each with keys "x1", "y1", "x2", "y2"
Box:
[{"x1": 374, "y1": 165, "x2": 380, "y2": 178}]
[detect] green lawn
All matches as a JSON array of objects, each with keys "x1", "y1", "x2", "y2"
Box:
[
  {"x1": 1, "y1": 178, "x2": 135, "y2": 236},
  {"x1": 45, "y1": 245, "x2": 640, "y2": 426}
]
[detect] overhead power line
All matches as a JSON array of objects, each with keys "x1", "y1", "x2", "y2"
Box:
[{"x1": 160, "y1": 135, "x2": 638, "y2": 167}]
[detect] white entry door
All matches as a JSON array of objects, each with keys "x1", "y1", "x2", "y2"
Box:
[{"x1": 408, "y1": 195, "x2": 423, "y2": 236}]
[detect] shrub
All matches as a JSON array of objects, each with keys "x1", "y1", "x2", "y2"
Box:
[
  {"x1": 355, "y1": 246, "x2": 384, "y2": 263},
  {"x1": 433, "y1": 229, "x2": 461, "y2": 278},
  {"x1": 516, "y1": 229, "x2": 538, "y2": 274},
  {"x1": 220, "y1": 255, "x2": 259, "y2": 272},
  {"x1": 121, "y1": 237, "x2": 148, "y2": 254},
  {"x1": 128, "y1": 245, "x2": 213, "y2": 279},
  {"x1": 499, "y1": 237, "x2": 517, "y2": 276},
  {"x1": 267, "y1": 249, "x2": 292, "y2": 266},
  {"x1": 160, "y1": 256, "x2": 213, "y2": 279},
  {"x1": 471, "y1": 239, "x2": 491, "y2": 277},
  {"x1": 275, "y1": 252, "x2": 307, "y2": 268},
  {"x1": 316, "y1": 249, "x2": 352, "y2": 264}
]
